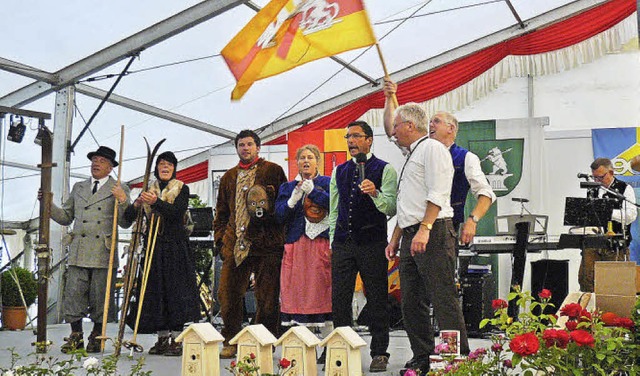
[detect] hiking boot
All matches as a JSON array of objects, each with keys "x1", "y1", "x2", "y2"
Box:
[
  {"x1": 85, "y1": 331, "x2": 101, "y2": 353},
  {"x1": 61, "y1": 332, "x2": 84, "y2": 353},
  {"x1": 369, "y1": 355, "x2": 389, "y2": 373},
  {"x1": 220, "y1": 344, "x2": 237, "y2": 359},
  {"x1": 164, "y1": 338, "x2": 183, "y2": 357},
  {"x1": 149, "y1": 336, "x2": 170, "y2": 355}
]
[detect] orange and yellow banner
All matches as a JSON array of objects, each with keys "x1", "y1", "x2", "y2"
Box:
[{"x1": 222, "y1": 0, "x2": 377, "y2": 100}]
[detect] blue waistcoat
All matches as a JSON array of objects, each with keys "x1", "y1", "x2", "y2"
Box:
[
  {"x1": 450, "y1": 144, "x2": 470, "y2": 229},
  {"x1": 334, "y1": 155, "x2": 388, "y2": 244}
]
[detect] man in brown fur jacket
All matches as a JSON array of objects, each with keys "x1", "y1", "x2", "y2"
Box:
[{"x1": 214, "y1": 129, "x2": 287, "y2": 358}]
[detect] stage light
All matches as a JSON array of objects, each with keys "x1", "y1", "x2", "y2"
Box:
[
  {"x1": 34, "y1": 126, "x2": 51, "y2": 146},
  {"x1": 7, "y1": 115, "x2": 26, "y2": 143}
]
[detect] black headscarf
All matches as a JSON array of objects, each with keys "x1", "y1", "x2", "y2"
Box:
[{"x1": 154, "y1": 151, "x2": 178, "y2": 181}]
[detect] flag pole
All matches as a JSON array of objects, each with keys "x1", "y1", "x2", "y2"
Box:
[{"x1": 375, "y1": 43, "x2": 399, "y2": 108}]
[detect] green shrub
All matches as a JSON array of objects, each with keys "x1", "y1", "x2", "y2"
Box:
[{"x1": 1, "y1": 267, "x2": 38, "y2": 307}]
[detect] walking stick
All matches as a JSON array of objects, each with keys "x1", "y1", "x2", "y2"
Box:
[
  {"x1": 97, "y1": 126, "x2": 125, "y2": 352},
  {"x1": 123, "y1": 214, "x2": 161, "y2": 354}
]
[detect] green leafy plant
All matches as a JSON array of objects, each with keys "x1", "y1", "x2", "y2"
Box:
[
  {"x1": 428, "y1": 288, "x2": 640, "y2": 375},
  {"x1": 1, "y1": 267, "x2": 38, "y2": 307},
  {"x1": 0, "y1": 347, "x2": 151, "y2": 375}
]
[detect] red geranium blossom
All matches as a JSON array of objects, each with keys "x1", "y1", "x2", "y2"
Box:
[
  {"x1": 279, "y1": 358, "x2": 291, "y2": 368},
  {"x1": 579, "y1": 309, "x2": 592, "y2": 323},
  {"x1": 560, "y1": 303, "x2": 582, "y2": 319},
  {"x1": 509, "y1": 332, "x2": 540, "y2": 356},
  {"x1": 565, "y1": 320, "x2": 578, "y2": 331},
  {"x1": 538, "y1": 289, "x2": 552, "y2": 300},
  {"x1": 614, "y1": 317, "x2": 634, "y2": 330},
  {"x1": 542, "y1": 329, "x2": 570, "y2": 349},
  {"x1": 570, "y1": 330, "x2": 595, "y2": 347},
  {"x1": 492, "y1": 299, "x2": 508, "y2": 310},
  {"x1": 249, "y1": 353, "x2": 256, "y2": 359}
]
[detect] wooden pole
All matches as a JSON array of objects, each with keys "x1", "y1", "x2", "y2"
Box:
[
  {"x1": 99, "y1": 125, "x2": 125, "y2": 352},
  {"x1": 375, "y1": 43, "x2": 399, "y2": 108},
  {"x1": 35, "y1": 122, "x2": 55, "y2": 353}
]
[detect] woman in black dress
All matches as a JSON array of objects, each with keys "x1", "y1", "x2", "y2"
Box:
[{"x1": 124, "y1": 151, "x2": 200, "y2": 356}]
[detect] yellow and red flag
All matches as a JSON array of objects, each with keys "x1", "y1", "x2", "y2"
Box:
[{"x1": 222, "y1": 0, "x2": 377, "y2": 100}]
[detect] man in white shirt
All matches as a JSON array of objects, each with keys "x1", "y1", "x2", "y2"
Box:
[
  {"x1": 384, "y1": 103, "x2": 469, "y2": 374},
  {"x1": 383, "y1": 79, "x2": 496, "y2": 242},
  {"x1": 579, "y1": 157, "x2": 637, "y2": 292}
]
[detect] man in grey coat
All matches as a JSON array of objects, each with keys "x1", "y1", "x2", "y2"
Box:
[{"x1": 47, "y1": 146, "x2": 131, "y2": 353}]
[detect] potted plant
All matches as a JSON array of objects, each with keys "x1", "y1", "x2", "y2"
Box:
[{"x1": 1, "y1": 266, "x2": 38, "y2": 330}]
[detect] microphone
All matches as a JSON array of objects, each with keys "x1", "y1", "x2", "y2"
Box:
[
  {"x1": 355, "y1": 153, "x2": 367, "y2": 183},
  {"x1": 512, "y1": 198, "x2": 529, "y2": 203},
  {"x1": 577, "y1": 173, "x2": 591, "y2": 179}
]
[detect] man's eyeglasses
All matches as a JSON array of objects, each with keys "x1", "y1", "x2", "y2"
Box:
[
  {"x1": 593, "y1": 172, "x2": 609, "y2": 181},
  {"x1": 344, "y1": 134, "x2": 367, "y2": 140},
  {"x1": 430, "y1": 117, "x2": 454, "y2": 127}
]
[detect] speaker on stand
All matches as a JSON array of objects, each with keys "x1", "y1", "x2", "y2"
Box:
[
  {"x1": 531, "y1": 259, "x2": 569, "y2": 315},
  {"x1": 462, "y1": 273, "x2": 496, "y2": 338}
]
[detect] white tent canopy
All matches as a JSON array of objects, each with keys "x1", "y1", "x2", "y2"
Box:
[{"x1": 2, "y1": 0, "x2": 605, "y2": 225}]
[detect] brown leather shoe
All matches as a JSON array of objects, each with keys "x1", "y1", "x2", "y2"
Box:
[
  {"x1": 164, "y1": 339, "x2": 183, "y2": 357},
  {"x1": 369, "y1": 355, "x2": 389, "y2": 373},
  {"x1": 148, "y1": 336, "x2": 170, "y2": 355},
  {"x1": 220, "y1": 344, "x2": 237, "y2": 359},
  {"x1": 61, "y1": 332, "x2": 84, "y2": 353},
  {"x1": 85, "y1": 331, "x2": 101, "y2": 353}
]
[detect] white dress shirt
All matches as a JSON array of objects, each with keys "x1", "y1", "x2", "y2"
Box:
[
  {"x1": 608, "y1": 183, "x2": 637, "y2": 225},
  {"x1": 461, "y1": 150, "x2": 497, "y2": 203},
  {"x1": 397, "y1": 137, "x2": 454, "y2": 228},
  {"x1": 91, "y1": 176, "x2": 109, "y2": 193}
]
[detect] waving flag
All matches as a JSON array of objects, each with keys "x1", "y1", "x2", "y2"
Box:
[{"x1": 222, "y1": 0, "x2": 377, "y2": 100}]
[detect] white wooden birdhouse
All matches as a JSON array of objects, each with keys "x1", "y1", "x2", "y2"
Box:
[
  {"x1": 318, "y1": 326, "x2": 367, "y2": 376},
  {"x1": 175, "y1": 323, "x2": 225, "y2": 376},
  {"x1": 274, "y1": 326, "x2": 321, "y2": 376},
  {"x1": 228, "y1": 324, "x2": 278, "y2": 375}
]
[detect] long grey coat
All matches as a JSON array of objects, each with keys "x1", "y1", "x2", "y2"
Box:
[{"x1": 50, "y1": 176, "x2": 131, "y2": 268}]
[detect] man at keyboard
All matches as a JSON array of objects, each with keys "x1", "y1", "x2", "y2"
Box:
[{"x1": 578, "y1": 157, "x2": 637, "y2": 292}]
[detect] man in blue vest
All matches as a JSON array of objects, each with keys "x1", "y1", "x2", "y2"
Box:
[
  {"x1": 328, "y1": 120, "x2": 398, "y2": 373},
  {"x1": 382, "y1": 79, "x2": 495, "y2": 241}
]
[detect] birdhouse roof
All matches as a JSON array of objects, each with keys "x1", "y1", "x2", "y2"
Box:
[
  {"x1": 175, "y1": 323, "x2": 225, "y2": 344},
  {"x1": 275, "y1": 326, "x2": 321, "y2": 347},
  {"x1": 229, "y1": 324, "x2": 277, "y2": 346},
  {"x1": 318, "y1": 326, "x2": 367, "y2": 348}
]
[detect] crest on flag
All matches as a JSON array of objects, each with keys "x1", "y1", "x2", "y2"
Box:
[{"x1": 469, "y1": 139, "x2": 524, "y2": 197}]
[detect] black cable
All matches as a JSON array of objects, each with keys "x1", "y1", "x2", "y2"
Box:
[{"x1": 70, "y1": 54, "x2": 138, "y2": 152}]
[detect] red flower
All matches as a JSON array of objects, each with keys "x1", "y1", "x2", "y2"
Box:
[
  {"x1": 279, "y1": 358, "x2": 291, "y2": 368},
  {"x1": 538, "y1": 289, "x2": 552, "y2": 300},
  {"x1": 249, "y1": 353, "x2": 256, "y2": 360},
  {"x1": 503, "y1": 359, "x2": 513, "y2": 369},
  {"x1": 230, "y1": 361, "x2": 237, "y2": 368},
  {"x1": 570, "y1": 330, "x2": 595, "y2": 347},
  {"x1": 601, "y1": 312, "x2": 619, "y2": 326},
  {"x1": 492, "y1": 299, "x2": 508, "y2": 310},
  {"x1": 542, "y1": 329, "x2": 570, "y2": 349},
  {"x1": 491, "y1": 343, "x2": 503, "y2": 353},
  {"x1": 614, "y1": 317, "x2": 634, "y2": 330},
  {"x1": 579, "y1": 309, "x2": 592, "y2": 323},
  {"x1": 565, "y1": 320, "x2": 578, "y2": 331},
  {"x1": 509, "y1": 332, "x2": 540, "y2": 356},
  {"x1": 560, "y1": 303, "x2": 582, "y2": 319}
]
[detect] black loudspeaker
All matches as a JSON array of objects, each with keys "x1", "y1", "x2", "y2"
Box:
[
  {"x1": 531, "y1": 259, "x2": 569, "y2": 315},
  {"x1": 462, "y1": 273, "x2": 496, "y2": 338},
  {"x1": 189, "y1": 207, "x2": 214, "y2": 237}
]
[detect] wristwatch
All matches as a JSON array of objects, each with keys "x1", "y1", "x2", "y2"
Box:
[
  {"x1": 469, "y1": 214, "x2": 480, "y2": 224},
  {"x1": 420, "y1": 222, "x2": 433, "y2": 231}
]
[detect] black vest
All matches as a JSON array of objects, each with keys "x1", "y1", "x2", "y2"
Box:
[{"x1": 602, "y1": 178, "x2": 632, "y2": 245}]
